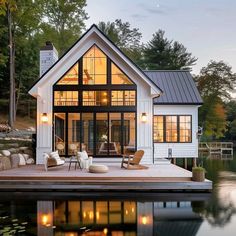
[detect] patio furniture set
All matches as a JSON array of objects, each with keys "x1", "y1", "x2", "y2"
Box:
[{"x1": 43, "y1": 149, "x2": 148, "y2": 173}]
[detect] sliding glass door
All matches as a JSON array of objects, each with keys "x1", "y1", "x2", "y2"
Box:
[{"x1": 53, "y1": 112, "x2": 136, "y2": 157}]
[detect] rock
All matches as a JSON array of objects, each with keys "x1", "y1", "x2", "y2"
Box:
[
  {"x1": 18, "y1": 153, "x2": 26, "y2": 166},
  {"x1": 23, "y1": 149, "x2": 33, "y2": 156},
  {"x1": 22, "y1": 154, "x2": 30, "y2": 161},
  {"x1": 10, "y1": 154, "x2": 20, "y2": 168},
  {"x1": 1, "y1": 150, "x2": 11, "y2": 157},
  {"x1": 8, "y1": 148, "x2": 17, "y2": 154},
  {"x1": 26, "y1": 158, "x2": 35, "y2": 165},
  {"x1": 0, "y1": 156, "x2": 12, "y2": 170},
  {"x1": 7, "y1": 143, "x2": 19, "y2": 148},
  {"x1": 19, "y1": 147, "x2": 29, "y2": 151}
]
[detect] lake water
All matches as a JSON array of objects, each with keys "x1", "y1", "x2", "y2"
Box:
[{"x1": 0, "y1": 152, "x2": 236, "y2": 236}]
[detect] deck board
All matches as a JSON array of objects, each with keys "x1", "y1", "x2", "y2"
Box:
[{"x1": 0, "y1": 163, "x2": 212, "y2": 191}]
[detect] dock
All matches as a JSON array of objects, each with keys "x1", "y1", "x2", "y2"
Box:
[
  {"x1": 0, "y1": 163, "x2": 212, "y2": 192},
  {"x1": 199, "y1": 142, "x2": 233, "y2": 155}
]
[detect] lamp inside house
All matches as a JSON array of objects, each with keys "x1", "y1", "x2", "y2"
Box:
[
  {"x1": 41, "y1": 113, "x2": 48, "y2": 123},
  {"x1": 141, "y1": 113, "x2": 147, "y2": 123},
  {"x1": 141, "y1": 215, "x2": 148, "y2": 225}
]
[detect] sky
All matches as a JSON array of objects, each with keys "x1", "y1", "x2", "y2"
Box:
[{"x1": 85, "y1": 0, "x2": 236, "y2": 75}]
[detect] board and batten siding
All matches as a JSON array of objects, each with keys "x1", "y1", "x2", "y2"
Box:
[
  {"x1": 35, "y1": 34, "x2": 155, "y2": 164},
  {"x1": 153, "y1": 105, "x2": 199, "y2": 159}
]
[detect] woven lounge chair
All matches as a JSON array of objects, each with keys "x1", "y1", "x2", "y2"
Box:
[
  {"x1": 121, "y1": 150, "x2": 148, "y2": 169},
  {"x1": 43, "y1": 151, "x2": 65, "y2": 171}
]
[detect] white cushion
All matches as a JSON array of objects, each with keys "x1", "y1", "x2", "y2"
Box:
[
  {"x1": 2, "y1": 150, "x2": 11, "y2": 157},
  {"x1": 89, "y1": 164, "x2": 109, "y2": 173},
  {"x1": 50, "y1": 151, "x2": 61, "y2": 161},
  {"x1": 77, "y1": 151, "x2": 88, "y2": 160},
  {"x1": 57, "y1": 159, "x2": 65, "y2": 165}
]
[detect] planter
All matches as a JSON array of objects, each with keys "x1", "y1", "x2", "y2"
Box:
[{"x1": 192, "y1": 167, "x2": 205, "y2": 182}]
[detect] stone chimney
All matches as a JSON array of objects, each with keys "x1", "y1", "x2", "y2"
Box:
[{"x1": 40, "y1": 41, "x2": 58, "y2": 77}]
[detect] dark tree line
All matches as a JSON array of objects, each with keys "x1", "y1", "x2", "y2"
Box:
[{"x1": 0, "y1": 1, "x2": 235, "y2": 141}]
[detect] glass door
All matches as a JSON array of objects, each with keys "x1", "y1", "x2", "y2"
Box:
[
  {"x1": 96, "y1": 113, "x2": 108, "y2": 155},
  {"x1": 109, "y1": 113, "x2": 122, "y2": 155}
]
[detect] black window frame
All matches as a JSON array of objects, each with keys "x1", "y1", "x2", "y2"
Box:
[{"x1": 153, "y1": 115, "x2": 192, "y2": 143}]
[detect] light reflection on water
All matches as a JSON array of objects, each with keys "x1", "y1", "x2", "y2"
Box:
[{"x1": 0, "y1": 152, "x2": 236, "y2": 236}]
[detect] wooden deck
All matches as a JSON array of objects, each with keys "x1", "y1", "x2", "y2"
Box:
[{"x1": 0, "y1": 163, "x2": 212, "y2": 192}]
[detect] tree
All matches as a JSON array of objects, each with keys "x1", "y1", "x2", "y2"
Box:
[
  {"x1": 142, "y1": 30, "x2": 197, "y2": 70},
  {"x1": 196, "y1": 60, "x2": 236, "y2": 100},
  {"x1": 40, "y1": 0, "x2": 88, "y2": 54},
  {"x1": 98, "y1": 19, "x2": 143, "y2": 64},
  {"x1": 196, "y1": 61, "x2": 236, "y2": 139},
  {"x1": 229, "y1": 119, "x2": 236, "y2": 139}
]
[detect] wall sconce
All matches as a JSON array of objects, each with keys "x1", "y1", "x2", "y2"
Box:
[
  {"x1": 41, "y1": 214, "x2": 49, "y2": 226},
  {"x1": 41, "y1": 113, "x2": 48, "y2": 123},
  {"x1": 141, "y1": 215, "x2": 148, "y2": 225},
  {"x1": 141, "y1": 113, "x2": 147, "y2": 123}
]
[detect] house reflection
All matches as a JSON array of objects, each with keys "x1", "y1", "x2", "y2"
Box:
[{"x1": 37, "y1": 200, "x2": 203, "y2": 236}]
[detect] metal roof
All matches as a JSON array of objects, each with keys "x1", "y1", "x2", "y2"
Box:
[{"x1": 144, "y1": 70, "x2": 203, "y2": 105}]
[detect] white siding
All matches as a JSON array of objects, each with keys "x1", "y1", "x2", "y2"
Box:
[
  {"x1": 40, "y1": 49, "x2": 58, "y2": 77},
  {"x1": 153, "y1": 105, "x2": 199, "y2": 159},
  {"x1": 35, "y1": 33, "x2": 155, "y2": 164}
]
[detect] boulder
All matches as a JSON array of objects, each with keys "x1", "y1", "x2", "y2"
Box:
[
  {"x1": 8, "y1": 148, "x2": 17, "y2": 154},
  {"x1": 18, "y1": 153, "x2": 26, "y2": 166},
  {"x1": 10, "y1": 154, "x2": 20, "y2": 168},
  {"x1": 1, "y1": 150, "x2": 11, "y2": 157},
  {"x1": 26, "y1": 158, "x2": 35, "y2": 165},
  {"x1": 22, "y1": 154, "x2": 30, "y2": 161},
  {"x1": 23, "y1": 149, "x2": 33, "y2": 156},
  {"x1": 0, "y1": 156, "x2": 12, "y2": 170},
  {"x1": 19, "y1": 147, "x2": 29, "y2": 151}
]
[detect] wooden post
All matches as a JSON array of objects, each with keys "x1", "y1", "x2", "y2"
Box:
[
  {"x1": 184, "y1": 158, "x2": 188, "y2": 169},
  {"x1": 173, "y1": 158, "x2": 176, "y2": 165}
]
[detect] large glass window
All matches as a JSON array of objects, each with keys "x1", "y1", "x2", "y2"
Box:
[
  {"x1": 82, "y1": 91, "x2": 108, "y2": 106},
  {"x1": 111, "y1": 90, "x2": 136, "y2": 106},
  {"x1": 124, "y1": 113, "x2": 136, "y2": 154},
  {"x1": 82, "y1": 113, "x2": 94, "y2": 155},
  {"x1": 96, "y1": 113, "x2": 108, "y2": 155},
  {"x1": 153, "y1": 116, "x2": 164, "y2": 142},
  {"x1": 54, "y1": 91, "x2": 78, "y2": 106},
  {"x1": 83, "y1": 46, "x2": 107, "y2": 84},
  {"x1": 166, "y1": 116, "x2": 178, "y2": 142},
  {"x1": 68, "y1": 113, "x2": 80, "y2": 155},
  {"x1": 109, "y1": 113, "x2": 121, "y2": 155},
  {"x1": 153, "y1": 115, "x2": 192, "y2": 143},
  {"x1": 111, "y1": 62, "x2": 133, "y2": 84},
  {"x1": 56, "y1": 63, "x2": 79, "y2": 85},
  {"x1": 179, "y1": 116, "x2": 192, "y2": 142},
  {"x1": 54, "y1": 113, "x2": 66, "y2": 155}
]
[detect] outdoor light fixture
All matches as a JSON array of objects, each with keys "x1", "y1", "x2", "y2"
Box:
[
  {"x1": 141, "y1": 113, "x2": 147, "y2": 123},
  {"x1": 41, "y1": 214, "x2": 49, "y2": 226},
  {"x1": 41, "y1": 113, "x2": 48, "y2": 123},
  {"x1": 141, "y1": 215, "x2": 148, "y2": 225}
]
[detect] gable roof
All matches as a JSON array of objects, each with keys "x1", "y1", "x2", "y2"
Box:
[
  {"x1": 29, "y1": 24, "x2": 162, "y2": 96},
  {"x1": 144, "y1": 70, "x2": 203, "y2": 105}
]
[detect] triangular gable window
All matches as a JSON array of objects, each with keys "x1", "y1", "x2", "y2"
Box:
[
  {"x1": 57, "y1": 63, "x2": 79, "y2": 85},
  {"x1": 111, "y1": 62, "x2": 133, "y2": 85}
]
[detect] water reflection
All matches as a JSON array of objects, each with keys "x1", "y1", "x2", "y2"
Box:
[{"x1": 0, "y1": 194, "x2": 210, "y2": 236}]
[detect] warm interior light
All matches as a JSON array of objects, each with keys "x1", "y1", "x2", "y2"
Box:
[
  {"x1": 103, "y1": 228, "x2": 108, "y2": 235},
  {"x1": 141, "y1": 216, "x2": 148, "y2": 225},
  {"x1": 42, "y1": 214, "x2": 48, "y2": 226},
  {"x1": 141, "y1": 113, "x2": 147, "y2": 123},
  {"x1": 41, "y1": 113, "x2": 48, "y2": 123}
]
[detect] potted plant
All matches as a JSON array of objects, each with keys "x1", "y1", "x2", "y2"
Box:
[{"x1": 192, "y1": 166, "x2": 206, "y2": 182}]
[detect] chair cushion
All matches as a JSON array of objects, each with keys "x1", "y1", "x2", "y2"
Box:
[
  {"x1": 50, "y1": 151, "x2": 61, "y2": 161},
  {"x1": 89, "y1": 164, "x2": 109, "y2": 173},
  {"x1": 77, "y1": 151, "x2": 89, "y2": 160}
]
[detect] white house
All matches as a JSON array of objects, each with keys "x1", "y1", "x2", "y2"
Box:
[{"x1": 29, "y1": 25, "x2": 203, "y2": 164}]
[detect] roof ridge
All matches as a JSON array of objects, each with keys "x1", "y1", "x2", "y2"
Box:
[{"x1": 143, "y1": 70, "x2": 190, "y2": 72}]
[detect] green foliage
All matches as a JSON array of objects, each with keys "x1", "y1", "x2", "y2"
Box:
[
  {"x1": 40, "y1": 0, "x2": 88, "y2": 54},
  {"x1": 98, "y1": 19, "x2": 143, "y2": 64},
  {"x1": 142, "y1": 30, "x2": 197, "y2": 70},
  {"x1": 192, "y1": 166, "x2": 206, "y2": 172},
  {"x1": 196, "y1": 61, "x2": 236, "y2": 139},
  {"x1": 225, "y1": 100, "x2": 236, "y2": 122},
  {"x1": 229, "y1": 119, "x2": 236, "y2": 138},
  {"x1": 196, "y1": 60, "x2": 236, "y2": 100}
]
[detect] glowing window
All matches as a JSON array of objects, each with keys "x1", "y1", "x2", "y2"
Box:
[
  {"x1": 54, "y1": 91, "x2": 78, "y2": 106},
  {"x1": 111, "y1": 63, "x2": 133, "y2": 85},
  {"x1": 57, "y1": 63, "x2": 79, "y2": 85}
]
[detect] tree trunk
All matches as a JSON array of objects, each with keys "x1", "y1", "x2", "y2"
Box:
[{"x1": 7, "y1": 4, "x2": 15, "y2": 128}]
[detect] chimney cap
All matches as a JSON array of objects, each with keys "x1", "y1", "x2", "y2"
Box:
[
  {"x1": 40, "y1": 41, "x2": 56, "y2": 51},
  {"x1": 46, "y1": 41, "x2": 53, "y2": 46}
]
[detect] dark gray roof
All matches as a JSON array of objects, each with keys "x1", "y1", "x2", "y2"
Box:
[{"x1": 144, "y1": 70, "x2": 203, "y2": 105}]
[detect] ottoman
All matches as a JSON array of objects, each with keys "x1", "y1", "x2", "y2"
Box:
[{"x1": 89, "y1": 164, "x2": 109, "y2": 173}]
